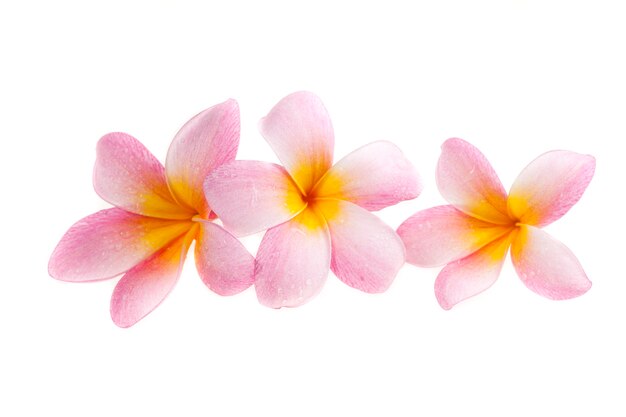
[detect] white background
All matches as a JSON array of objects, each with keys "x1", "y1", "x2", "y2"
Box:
[{"x1": 1, "y1": 1, "x2": 625, "y2": 415}]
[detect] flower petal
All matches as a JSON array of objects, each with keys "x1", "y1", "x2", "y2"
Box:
[
  {"x1": 434, "y1": 233, "x2": 512, "y2": 310},
  {"x1": 110, "y1": 230, "x2": 193, "y2": 328},
  {"x1": 317, "y1": 199, "x2": 404, "y2": 293},
  {"x1": 508, "y1": 151, "x2": 595, "y2": 226},
  {"x1": 194, "y1": 221, "x2": 255, "y2": 296},
  {"x1": 312, "y1": 141, "x2": 422, "y2": 210},
  {"x1": 204, "y1": 160, "x2": 306, "y2": 236},
  {"x1": 254, "y1": 208, "x2": 331, "y2": 308},
  {"x1": 165, "y1": 99, "x2": 240, "y2": 216},
  {"x1": 511, "y1": 225, "x2": 591, "y2": 300},
  {"x1": 258, "y1": 91, "x2": 334, "y2": 193},
  {"x1": 436, "y1": 138, "x2": 510, "y2": 224},
  {"x1": 49, "y1": 208, "x2": 192, "y2": 282},
  {"x1": 397, "y1": 205, "x2": 513, "y2": 267},
  {"x1": 93, "y1": 132, "x2": 193, "y2": 219}
]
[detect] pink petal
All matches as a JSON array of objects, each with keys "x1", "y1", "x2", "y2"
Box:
[
  {"x1": 508, "y1": 151, "x2": 595, "y2": 226},
  {"x1": 258, "y1": 91, "x2": 334, "y2": 193},
  {"x1": 49, "y1": 208, "x2": 192, "y2": 282},
  {"x1": 110, "y1": 231, "x2": 193, "y2": 328},
  {"x1": 397, "y1": 205, "x2": 513, "y2": 267},
  {"x1": 435, "y1": 233, "x2": 512, "y2": 310},
  {"x1": 165, "y1": 99, "x2": 240, "y2": 216},
  {"x1": 204, "y1": 160, "x2": 306, "y2": 236},
  {"x1": 436, "y1": 138, "x2": 510, "y2": 224},
  {"x1": 194, "y1": 221, "x2": 255, "y2": 296},
  {"x1": 511, "y1": 225, "x2": 591, "y2": 300},
  {"x1": 254, "y1": 208, "x2": 331, "y2": 308},
  {"x1": 317, "y1": 199, "x2": 404, "y2": 293},
  {"x1": 93, "y1": 132, "x2": 193, "y2": 219},
  {"x1": 312, "y1": 141, "x2": 422, "y2": 210}
]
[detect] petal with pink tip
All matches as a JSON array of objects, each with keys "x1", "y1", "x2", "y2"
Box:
[
  {"x1": 204, "y1": 160, "x2": 306, "y2": 236},
  {"x1": 93, "y1": 132, "x2": 193, "y2": 219},
  {"x1": 312, "y1": 141, "x2": 422, "y2": 210},
  {"x1": 49, "y1": 208, "x2": 191, "y2": 282},
  {"x1": 436, "y1": 138, "x2": 510, "y2": 224},
  {"x1": 194, "y1": 221, "x2": 255, "y2": 296},
  {"x1": 258, "y1": 91, "x2": 334, "y2": 193},
  {"x1": 508, "y1": 151, "x2": 595, "y2": 226},
  {"x1": 317, "y1": 199, "x2": 404, "y2": 293},
  {"x1": 435, "y1": 233, "x2": 512, "y2": 310},
  {"x1": 255, "y1": 208, "x2": 331, "y2": 308},
  {"x1": 397, "y1": 205, "x2": 513, "y2": 267},
  {"x1": 511, "y1": 225, "x2": 591, "y2": 300},
  {"x1": 110, "y1": 230, "x2": 193, "y2": 328},
  {"x1": 166, "y1": 99, "x2": 240, "y2": 216}
]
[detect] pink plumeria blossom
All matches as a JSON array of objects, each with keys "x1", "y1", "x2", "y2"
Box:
[
  {"x1": 397, "y1": 138, "x2": 595, "y2": 309},
  {"x1": 49, "y1": 100, "x2": 254, "y2": 327},
  {"x1": 204, "y1": 91, "x2": 422, "y2": 308}
]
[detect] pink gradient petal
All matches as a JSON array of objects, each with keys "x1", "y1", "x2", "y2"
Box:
[
  {"x1": 110, "y1": 231, "x2": 192, "y2": 328},
  {"x1": 204, "y1": 160, "x2": 306, "y2": 236},
  {"x1": 258, "y1": 91, "x2": 334, "y2": 193},
  {"x1": 318, "y1": 200, "x2": 405, "y2": 293},
  {"x1": 93, "y1": 132, "x2": 193, "y2": 219},
  {"x1": 312, "y1": 141, "x2": 422, "y2": 210},
  {"x1": 397, "y1": 205, "x2": 513, "y2": 267},
  {"x1": 511, "y1": 225, "x2": 591, "y2": 300},
  {"x1": 254, "y1": 208, "x2": 331, "y2": 308},
  {"x1": 194, "y1": 221, "x2": 255, "y2": 296},
  {"x1": 49, "y1": 208, "x2": 192, "y2": 282},
  {"x1": 435, "y1": 233, "x2": 512, "y2": 310},
  {"x1": 165, "y1": 99, "x2": 240, "y2": 216},
  {"x1": 508, "y1": 151, "x2": 595, "y2": 226},
  {"x1": 436, "y1": 138, "x2": 510, "y2": 224}
]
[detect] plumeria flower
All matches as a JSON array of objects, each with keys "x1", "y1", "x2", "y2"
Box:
[
  {"x1": 204, "y1": 91, "x2": 421, "y2": 308},
  {"x1": 397, "y1": 138, "x2": 595, "y2": 309},
  {"x1": 49, "y1": 100, "x2": 254, "y2": 327}
]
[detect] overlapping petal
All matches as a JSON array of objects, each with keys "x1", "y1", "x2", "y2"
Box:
[
  {"x1": 258, "y1": 91, "x2": 334, "y2": 193},
  {"x1": 508, "y1": 151, "x2": 595, "y2": 226},
  {"x1": 204, "y1": 160, "x2": 306, "y2": 236},
  {"x1": 312, "y1": 141, "x2": 422, "y2": 210}
]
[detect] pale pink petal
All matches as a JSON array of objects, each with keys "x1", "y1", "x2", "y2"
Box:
[
  {"x1": 508, "y1": 151, "x2": 595, "y2": 226},
  {"x1": 204, "y1": 160, "x2": 306, "y2": 236},
  {"x1": 255, "y1": 208, "x2": 331, "y2": 308},
  {"x1": 317, "y1": 199, "x2": 404, "y2": 293},
  {"x1": 110, "y1": 231, "x2": 192, "y2": 328},
  {"x1": 258, "y1": 91, "x2": 334, "y2": 193},
  {"x1": 435, "y1": 233, "x2": 512, "y2": 310},
  {"x1": 194, "y1": 221, "x2": 255, "y2": 296},
  {"x1": 93, "y1": 132, "x2": 193, "y2": 219},
  {"x1": 397, "y1": 205, "x2": 513, "y2": 267},
  {"x1": 511, "y1": 225, "x2": 591, "y2": 300},
  {"x1": 165, "y1": 99, "x2": 240, "y2": 216},
  {"x1": 49, "y1": 208, "x2": 192, "y2": 282},
  {"x1": 436, "y1": 138, "x2": 510, "y2": 224},
  {"x1": 312, "y1": 141, "x2": 422, "y2": 210}
]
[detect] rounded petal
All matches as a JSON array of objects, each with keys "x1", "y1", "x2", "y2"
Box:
[
  {"x1": 312, "y1": 141, "x2": 422, "y2": 210},
  {"x1": 258, "y1": 91, "x2": 334, "y2": 193},
  {"x1": 436, "y1": 138, "x2": 510, "y2": 224},
  {"x1": 93, "y1": 132, "x2": 193, "y2": 219},
  {"x1": 397, "y1": 205, "x2": 513, "y2": 267},
  {"x1": 511, "y1": 225, "x2": 591, "y2": 300},
  {"x1": 49, "y1": 208, "x2": 192, "y2": 282},
  {"x1": 317, "y1": 199, "x2": 404, "y2": 293},
  {"x1": 435, "y1": 233, "x2": 512, "y2": 310},
  {"x1": 166, "y1": 99, "x2": 240, "y2": 216},
  {"x1": 255, "y1": 208, "x2": 331, "y2": 308},
  {"x1": 194, "y1": 221, "x2": 255, "y2": 296},
  {"x1": 508, "y1": 150, "x2": 595, "y2": 226},
  {"x1": 110, "y1": 230, "x2": 193, "y2": 328}
]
